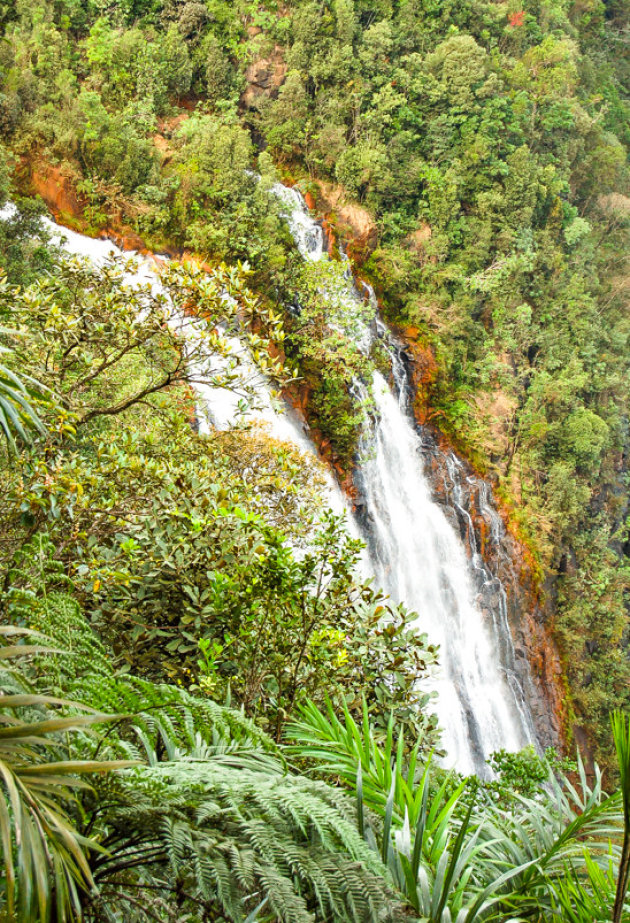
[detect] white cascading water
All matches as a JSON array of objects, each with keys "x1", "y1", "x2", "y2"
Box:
[
  {"x1": 13, "y1": 192, "x2": 534, "y2": 774},
  {"x1": 355, "y1": 367, "x2": 530, "y2": 772},
  {"x1": 270, "y1": 187, "x2": 534, "y2": 775}
]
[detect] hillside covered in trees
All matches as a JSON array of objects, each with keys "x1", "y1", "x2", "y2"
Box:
[{"x1": 0, "y1": 0, "x2": 629, "y2": 919}]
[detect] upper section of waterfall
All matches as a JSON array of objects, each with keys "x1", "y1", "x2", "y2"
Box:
[{"x1": 270, "y1": 184, "x2": 324, "y2": 261}]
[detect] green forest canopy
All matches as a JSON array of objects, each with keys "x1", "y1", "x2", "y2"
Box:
[{"x1": 0, "y1": 0, "x2": 629, "y2": 918}]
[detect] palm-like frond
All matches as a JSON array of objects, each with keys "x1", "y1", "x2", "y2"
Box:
[
  {"x1": 612, "y1": 710, "x2": 630, "y2": 922},
  {"x1": 547, "y1": 713, "x2": 630, "y2": 923},
  {"x1": 288, "y1": 699, "x2": 626, "y2": 923},
  {"x1": 0, "y1": 330, "x2": 47, "y2": 450},
  {"x1": 287, "y1": 699, "x2": 515, "y2": 919},
  {"x1": 0, "y1": 627, "x2": 133, "y2": 921},
  {"x1": 551, "y1": 848, "x2": 627, "y2": 922},
  {"x1": 481, "y1": 750, "x2": 622, "y2": 919},
  {"x1": 287, "y1": 696, "x2": 416, "y2": 819}
]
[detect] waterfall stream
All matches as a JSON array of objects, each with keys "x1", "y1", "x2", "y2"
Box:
[
  {"x1": 271, "y1": 187, "x2": 535, "y2": 775},
  {"x1": 32, "y1": 192, "x2": 535, "y2": 776},
  {"x1": 354, "y1": 370, "x2": 532, "y2": 772}
]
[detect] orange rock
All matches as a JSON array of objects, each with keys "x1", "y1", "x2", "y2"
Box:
[
  {"x1": 404, "y1": 223, "x2": 432, "y2": 261},
  {"x1": 312, "y1": 180, "x2": 378, "y2": 264},
  {"x1": 157, "y1": 111, "x2": 190, "y2": 133},
  {"x1": 402, "y1": 338, "x2": 439, "y2": 426},
  {"x1": 29, "y1": 162, "x2": 86, "y2": 222},
  {"x1": 321, "y1": 217, "x2": 336, "y2": 255}
]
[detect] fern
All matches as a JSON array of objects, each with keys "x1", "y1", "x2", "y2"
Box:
[
  {"x1": 3, "y1": 591, "x2": 403, "y2": 920},
  {"x1": 88, "y1": 757, "x2": 405, "y2": 923},
  {"x1": 0, "y1": 627, "x2": 133, "y2": 922},
  {"x1": 15, "y1": 586, "x2": 277, "y2": 758},
  {"x1": 78, "y1": 674, "x2": 277, "y2": 758}
]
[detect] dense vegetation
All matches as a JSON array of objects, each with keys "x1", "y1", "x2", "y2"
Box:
[
  {"x1": 0, "y1": 236, "x2": 629, "y2": 918},
  {"x1": 2, "y1": 581, "x2": 630, "y2": 921},
  {"x1": 0, "y1": 0, "x2": 629, "y2": 917},
  {"x1": 0, "y1": 0, "x2": 627, "y2": 765}
]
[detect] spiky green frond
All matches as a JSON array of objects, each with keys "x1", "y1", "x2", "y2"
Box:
[
  {"x1": 481, "y1": 750, "x2": 622, "y2": 918},
  {"x1": 611, "y1": 710, "x2": 630, "y2": 923},
  {"x1": 288, "y1": 698, "x2": 626, "y2": 922},
  {"x1": 0, "y1": 328, "x2": 48, "y2": 451},
  {"x1": 22, "y1": 590, "x2": 277, "y2": 758}
]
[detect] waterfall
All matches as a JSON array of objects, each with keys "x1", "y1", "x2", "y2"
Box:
[
  {"x1": 272, "y1": 187, "x2": 535, "y2": 775},
  {"x1": 354, "y1": 368, "x2": 531, "y2": 773},
  {"x1": 271, "y1": 184, "x2": 324, "y2": 261}
]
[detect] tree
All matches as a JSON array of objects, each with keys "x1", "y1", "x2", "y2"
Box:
[
  {"x1": 1, "y1": 253, "x2": 282, "y2": 431},
  {"x1": 259, "y1": 70, "x2": 311, "y2": 161},
  {"x1": 162, "y1": 23, "x2": 193, "y2": 101}
]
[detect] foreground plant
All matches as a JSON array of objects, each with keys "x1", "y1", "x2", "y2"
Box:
[
  {"x1": 0, "y1": 627, "x2": 131, "y2": 920},
  {"x1": 0, "y1": 325, "x2": 47, "y2": 451},
  {"x1": 288, "y1": 699, "x2": 628, "y2": 922},
  {"x1": 1, "y1": 596, "x2": 407, "y2": 921},
  {"x1": 612, "y1": 710, "x2": 630, "y2": 923}
]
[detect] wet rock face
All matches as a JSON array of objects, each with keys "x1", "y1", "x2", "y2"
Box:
[{"x1": 416, "y1": 421, "x2": 565, "y2": 751}]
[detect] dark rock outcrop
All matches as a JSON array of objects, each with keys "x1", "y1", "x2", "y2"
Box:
[{"x1": 416, "y1": 420, "x2": 566, "y2": 751}]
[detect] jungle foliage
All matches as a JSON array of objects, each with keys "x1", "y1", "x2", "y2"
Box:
[
  {"x1": 0, "y1": 0, "x2": 629, "y2": 917},
  {"x1": 0, "y1": 0, "x2": 627, "y2": 763},
  {"x1": 1, "y1": 584, "x2": 630, "y2": 921},
  {"x1": 0, "y1": 234, "x2": 442, "y2": 916}
]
